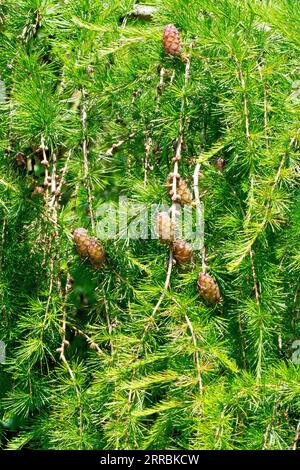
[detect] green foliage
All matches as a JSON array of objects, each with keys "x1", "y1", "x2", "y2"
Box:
[{"x1": 0, "y1": 0, "x2": 299, "y2": 450}]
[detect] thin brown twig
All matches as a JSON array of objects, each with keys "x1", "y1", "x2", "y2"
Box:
[
  {"x1": 193, "y1": 161, "x2": 206, "y2": 272},
  {"x1": 56, "y1": 274, "x2": 83, "y2": 439},
  {"x1": 144, "y1": 136, "x2": 152, "y2": 186},
  {"x1": 156, "y1": 66, "x2": 165, "y2": 110},
  {"x1": 292, "y1": 421, "x2": 300, "y2": 450},
  {"x1": 150, "y1": 44, "x2": 193, "y2": 323},
  {"x1": 104, "y1": 132, "x2": 136, "y2": 158},
  {"x1": 73, "y1": 326, "x2": 105, "y2": 356},
  {"x1": 0, "y1": 218, "x2": 6, "y2": 272},
  {"x1": 50, "y1": 150, "x2": 71, "y2": 208},
  {"x1": 40, "y1": 136, "x2": 49, "y2": 188},
  {"x1": 104, "y1": 298, "x2": 114, "y2": 355},
  {"x1": 249, "y1": 248, "x2": 260, "y2": 305},
  {"x1": 235, "y1": 61, "x2": 263, "y2": 302},
  {"x1": 149, "y1": 250, "x2": 173, "y2": 325}
]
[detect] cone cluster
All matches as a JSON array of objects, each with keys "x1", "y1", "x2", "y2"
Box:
[
  {"x1": 197, "y1": 272, "x2": 221, "y2": 304},
  {"x1": 73, "y1": 228, "x2": 106, "y2": 268},
  {"x1": 163, "y1": 24, "x2": 182, "y2": 56},
  {"x1": 165, "y1": 173, "x2": 193, "y2": 206}
]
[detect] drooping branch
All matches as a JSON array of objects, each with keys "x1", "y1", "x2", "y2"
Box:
[
  {"x1": 150, "y1": 44, "x2": 193, "y2": 323},
  {"x1": 81, "y1": 89, "x2": 96, "y2": 230}
]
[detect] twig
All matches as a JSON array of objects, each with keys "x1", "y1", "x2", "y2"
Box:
[
  {"x1": 257, "y1": 61, "x2": 269, "y2": 144},
  {"x1": 235, "y1": 58, "x2": 251, "y2": 143},
  {"x1": 185, "y1": 314, "x2": 203, "y2": 394},
  {"x1": 262, "y1": 400, "x2": 279, "y2": 449},
  {"x1": 215, "y1": 404, "x2": 228, "y2": 446},
  {"x1": 156, "y1": 66, "x2": 165, "y2": 110},
  {"x1": 73, "y1": 326, "x2": 105, "y2": 356},
  {"x1": 40, "y1": 257, "x2": 55, "y2": 342},
  {"x1": 0, "y1": 218, "x2": 6, "y2": 272},
  {"x1": 50, "y1": 150, "x2": 71, "y2": 208},
  {"x1": 149, "y1": 251, "x2": 173, "y2": 324},
  {"x1": 235, "y1": 65, "x2": 260, "y2": 302},
  {"x1": 104, "y1": 132, "x2": 136, "y2": 158},
  {"x1": 260, "y1": 132, "x2": 298, "y2": 233},
  {"x1": 150, "y1": 44, "x2": 193, "y2": 323},
  {"x1": 56, "y1": 274, "x2": 83, "y2": 440},
  {"x1": 40, "y1": 136, "x2": 49, "y2": 188},
  {"x1": 249, "y1": 248, "x2": 260, "y2": 305},
  {"x1": 104, "y1": 298, "x2": 114, "y2": 356},
  {"x1": 144, "y1": 136, "x2": 152, "y2": 186},
  {"x1": 193, "y1": 161, "x2": 206, "y2": 272},
  {"x1": 81, "y1": 89, "x2": 96, "y2": 230},
  {"x1": 292, "y1": 421, "x2": 300, "y2": 450}
]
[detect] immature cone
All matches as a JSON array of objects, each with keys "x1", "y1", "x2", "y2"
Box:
[
  {"x1": 214, "y1": 157, "x2": 226, "y2": 172},
  {"x1": 163, "y1": 24, "x2": 182, "y2": 56},
  {"x1": 73, "y1": 229, "x2": 106, "y2": 268},
  {"x1": 197, "y1": 272, "x2": 221, "y2": 304},
  {"x1": 172, "y1": 239, "x2": 194, "y2": 264},
  {"x1": 73, "y1": 228, "x2": 90, "y2": 258},
  {"x1": 156, "y1": 211, "x2": 174, "y2": 243},
  {"x1": 166, "y1": 173, "x2": 193, "y2": 206},
  {"x1": 88, "y1": 236, "x2": 106, "y2": 268}
]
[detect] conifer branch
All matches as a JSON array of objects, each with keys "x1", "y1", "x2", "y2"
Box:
[
  {"x1": 261, "y1": 132, "x2": 299, "y2": 228},
  {"x1": 149, "y1": 250, "x2": 173, "y2": 324},
  {"x1": 185, "y1": 314, "x2": 203, "y2": 394},
  {"x1": 262, "y1": 401, "x2": 279, "y2": 449},
  {"x1": 215, "y1": 404, "x2": 228, "y2": 447},
  {"x1": 257, "y1": 61, "x2": 269, "y2": 143},
  {"x1": 235, "y1": 58, "x2": 251, "y2": 143},
  {"x1": 150, "y1": 44, "x2": 193, "y2": 322},
  {"x1": 56, "y1": 274, "x2": 83, "y2": 439},
  {"x1": 73, "y1": 327, "x2": 105, "y2": 356},
  {"x1": 81, "y1": 89, "x2": 95, "y2": 230}
]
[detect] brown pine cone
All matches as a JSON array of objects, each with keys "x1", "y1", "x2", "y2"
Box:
[
  {"x1": 163, "y1": 24, "x2": 182, "y2": 56},
  {"x1": 156, "y1": 211, "x2": 174, "y2": 243},
  {"x1": 172, "y1": 239, "x2": 194, "y2": 264},
  {"x1": 214, "y1": 157, "x2": 226, "y2": 172},
  {"x1": 73, "y1": 228, "x2": 90, "y2": 258},
  {"x1": 88, "y1": 236, "x2": 106, "y2": 268},
  {"x1": 165, "y1": 173, "x2": 193, "y2": 206},
  {"x1": 197, "y1": 272, "x2": 221, "y2": 304}
]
